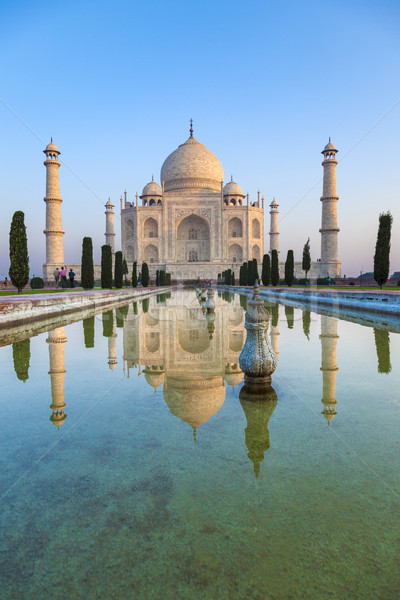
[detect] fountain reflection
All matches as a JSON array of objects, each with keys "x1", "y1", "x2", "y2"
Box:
[{"x1": 239, "y1": 383, "x2": 277, "y2": 477}]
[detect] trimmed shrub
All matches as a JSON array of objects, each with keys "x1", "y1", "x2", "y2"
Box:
[
  {"x1": 141, "y1": 262, "x2": 149, "y2": 287},
  {"x1": 271, "y1": 250, "x2": 279, "y2": 286},
  {"x1": 132, "y1": 262, "x2": 138, "y2": 287},
  {"x1": 81, "y1": 237, "x2": 94, "y2": 289},
  {"x1": 284, "y1": 250, "x2": 294, "y2": 286},
  {"x1": 262, "y1": 254, "x2": 271, "y2": 286},
  {"x1": 114, "y1": 251, "x2": 123, "y2": 289},
  {"x1": 101, "y1": 245, "x2": 113, "y2": 289},
  {"x1": 30, "y1": 277, "x2": 44, "y2": 289}
]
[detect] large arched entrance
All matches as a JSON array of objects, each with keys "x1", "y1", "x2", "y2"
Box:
[{"x1": 176, "y1": 215, "x2": 210, "y2": 262}]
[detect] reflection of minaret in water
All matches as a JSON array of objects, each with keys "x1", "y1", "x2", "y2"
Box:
[
  {"x1": 270, "y1": 304, "x2": 280, "y2": 359},
  {"x1": 108, "y1": 311, "x2": 117, "y2": 370},
  {"x1": 47, "y1": 326, "x2": 67, "y2": 428},
  {"x1": 320, "y1": 316, "x2": 339, "y2": 423},
  {"x1": 239, "y1": 383, "x2": 277, "y2": 477}
]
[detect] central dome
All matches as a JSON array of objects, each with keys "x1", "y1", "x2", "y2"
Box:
[{"x1": 160, "y1": 135, "x2": 224, "y2": 193}]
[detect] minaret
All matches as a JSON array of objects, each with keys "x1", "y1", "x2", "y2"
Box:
[
  {"x1": 270, "y1": 304, "x2": 280, "y2": 359},
  {"x1": 105, "y1": 198, "x2": 115, "y2": 253},
  {"x1": 319, "y1": 139, "x2": 341, "y2": 277},
  {"x1": 320, "y1": 315, "x2": 339, "y2": 423},
  {"x1": 108, "y1": 310, "x2": 117, "y2": 370},
  {"x1": 269, "y1": 198, "x2": 279, "y2": 255},
  {"x1": 43, "y1": 140, "x2": 64, "y2": 279},
  {"x1": 47, "y1": 326, "x2": 67, "y2": 428}
]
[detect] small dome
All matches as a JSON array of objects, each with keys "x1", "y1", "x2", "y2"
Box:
[
  {"x1": 141, "y1": 178, "x2": 162, "y2": 198},
  {"x1": 323, "y1": 139, "x2": 337, "y2": 152},
  {"x1": 223, "y1": 178, "x2": 244, "y2": 197},
  {"x1": 160, "y1": 135, "x2": 224, "y2": 193},
  {"x1": 106, "y1": 198, "x2": 114, "y2": 207},
  {"x1": 270, "y1": 198, "x2": 278, "y2": 207},
  {"x1": 45, "y1": 140, "x2": 59, "y2": 152}
]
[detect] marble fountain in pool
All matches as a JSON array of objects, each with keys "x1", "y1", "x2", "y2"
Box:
[{"x1": 0, "y1": 289, "x2": 399, "y2": 600}]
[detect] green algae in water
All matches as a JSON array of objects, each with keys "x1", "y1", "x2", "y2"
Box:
[{"x1": 0, "y1": 290, "x2": 400, "y2": 600}]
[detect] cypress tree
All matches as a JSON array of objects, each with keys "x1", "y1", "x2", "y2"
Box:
[
  {"x1": 239, "y1": 265, "x2": 243, "y2": 286},
  {"x1": 81, "y1": 237, "x2": 94, "y2": 289},
  {"x1": 166, "y1": 272, "x2": 171, "y2": 285},
  {"x1": 302, "y1": 310, "x2": 311, "y2": 341},
  {"x1": 160, "y1": 270, "x2": 166, "y2": 286},
  {"x1": 102, "y1": 310, "x2": 114, "y2": 337},
  {"x1": 132, "y1": 261, "x2": 138, "y2": 287},
  {"x1": 302, "y1": 238, "x2": 311, "y2": 281},
  {"x1": 284, "y1": 250, "x2": 294, "y2": 286},
  {"x1": 9, "y1": 211, "x2": 29, "y2": 294},
  {"x1": 247, "y1": 260, "x2": 254, "y2": 286},
  {"x1": 271, "y1": 249, "x2": 279, "y2": 286},
  {"x1": 142, "y1": 298, "x2": 149, "y2": 313},
  {"x1": 12, "y1": 338, "x2": 30, "y2": 382},
  {"x1": 114, "y1": 251, "x2": 123, "y2": 289},
  {"x1": 285, "y1": 305, "x2": 294, "y2": 329},
  {"x1": 253, "y1": 258, "x2": 259, "y2": 282},
  {"x1": 83, "y1": 316, "x2": 95, "y2": 348},
  {"x1": 373, "y1": 328, "x2": 392, "y2": 374},
  {"x1": 262, "y1": 253, "x2": 271, "y2": 286},
  {"x1": 101, "y1": 244, "x2": 112, "y2": 289},
  {"x1": 374, "y1": 212, "x2": 393, "y2": 289},
  {"x1": 141, "y1": 262, "x2": 149, "y2": 287},
  {"x1": 156, "y1": 270, "x2": 159, "y2": 286},
  {"x1": 231, "y1": 271, "x2": 235, "y2": 286},
  {"x1": 122, "y1": 257, "x2": 128, "y2": 285},
  {"x1": 242, "y1": 262, "x2": 248, "y2": 286}
]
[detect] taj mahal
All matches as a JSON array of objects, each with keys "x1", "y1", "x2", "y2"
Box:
[{"x1": 42, "y1": 122, "x2": 341, "y2": 281}]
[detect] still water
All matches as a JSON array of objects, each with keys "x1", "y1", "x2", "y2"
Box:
[{"x1": 0, "y1": 290, "x2": 399, "y2": 600}]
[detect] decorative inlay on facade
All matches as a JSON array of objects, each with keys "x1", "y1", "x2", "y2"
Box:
[{"x1": 175, "y1": 208, "x2": 211, "y2": 223}]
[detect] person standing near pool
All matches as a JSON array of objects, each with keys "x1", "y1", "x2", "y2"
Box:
[
  {"x1": 60, "y1": 266, "x2": 67, "y2": 288},
  {"x1": 68, "y1": 268, "x2": 75, "y2": 288},
  {"x1": 53, "y1": 267, "x2": 59, "y2": 287}
]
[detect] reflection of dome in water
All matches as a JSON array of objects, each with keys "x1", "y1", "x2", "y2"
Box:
[
  {"x1": 224, "y1": 363, "x2": 243, "y2": 388},
  {"x1": 144, "y1": 366, "x2": 165, "y2": 390},
  {"x1": 239, "y1": 384, "x2": 277, "y2": 477},
  {"x1": 163, "y1": 376, "x2": 225, "y2": 442},
  {"x1": 160, "y1": 135, "x2": 224, "y2": 193},
  {"x1": 49, "y1": 405, "x2": 67, "y2": 428}
]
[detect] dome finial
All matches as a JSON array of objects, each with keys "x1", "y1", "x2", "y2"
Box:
[
  {"x1": 190, "y1": 118, "x2": 193, "y2": 138},
  {"x1": 231, "y1": 175, "x2": 233, "y2": 181},
  {"x1": 51, "y1": 136, "x2": 53, "y2": 143},
  {"x1": 329, "y1": 136, "x2": 331, "y2": 143},
  {"x1": 151, "y1": 174, "x2": 154, "y2": 181}
]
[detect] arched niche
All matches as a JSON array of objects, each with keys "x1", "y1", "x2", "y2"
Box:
[
  {"x1": 126, "y1": 245, "x2": 134, "y2": 261},
  {"x1": 228, "y1": 217, "x2": 243, "y2": 238},
  {"x1": 143, "y1": 217, "x2": 158, "y2": 238},
  {"x1": 176, "y1": 214, "x2": 210, "y2": 262},
  {"x1": 126, "y1": 219, "x2": 134, "y2": 238},
  {"x1": 228, "y1": 243, "x2": 243, "y2": 263},
  {"x1": 143, "y1": 244, "x2": 158, "y2": 263},
  {"x1": 145, "y1": 331, "x2": 160, "y2": 353},
  {"x1": 252, "y1": 244, "x2": 261, "y2": 260},
  {"x1": 252, "y1": 218, "x2": 261, "y2": 238}
]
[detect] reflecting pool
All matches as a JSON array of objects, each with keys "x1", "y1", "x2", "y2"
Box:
[{"x1": 1, "y1": 290, "x2": 400, "y2": 599}]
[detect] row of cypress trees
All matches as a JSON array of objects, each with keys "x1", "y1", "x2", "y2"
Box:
[
  {"x1": 218, "y1": 269, "x2": 235, "y2": 285},
  {"x1": 156, "y1": 269, "x2": 171, "y2": 286}
]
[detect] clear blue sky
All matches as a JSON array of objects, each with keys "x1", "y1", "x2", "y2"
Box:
[{"x1": 1, "y1": 0, "x2": 399, "y2": 278}]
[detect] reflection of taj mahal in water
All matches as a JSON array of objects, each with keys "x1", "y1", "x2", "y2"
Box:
[{"x1": 43, "y1": 292, "x2": 341, "y2": 475}]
